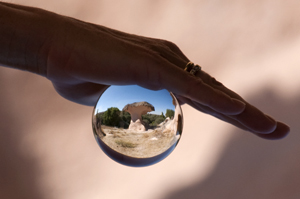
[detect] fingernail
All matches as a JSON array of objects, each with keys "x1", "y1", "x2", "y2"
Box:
[
  {"x1": 231, "y1": 99, "x2": 246, "y2": 114},
  {"x1": 258, "y1": 115, "x2": 277, "y2": 134},
  {"x1": 256, "y1": 122, "x2": 290, "y2": 140},
  {"x1": 265, "y1": 115, "x2": 276, "y2": 124}
]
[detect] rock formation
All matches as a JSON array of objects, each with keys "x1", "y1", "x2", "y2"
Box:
[{"x1": 122, "y1": 101, "x2": 155, "y2": 132}]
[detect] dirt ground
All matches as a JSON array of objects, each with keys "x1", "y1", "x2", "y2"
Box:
[{"x1": 100, "y1": 125, "x2": 180, "y2": 158}]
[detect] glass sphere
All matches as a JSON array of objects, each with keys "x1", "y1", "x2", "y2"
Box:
[{"x1": 92, "y1": 85, "x2": 183, "y2": 167}]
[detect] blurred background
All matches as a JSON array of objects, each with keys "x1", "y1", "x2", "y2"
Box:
[{"x1": 0, "y1": 0, "x2": 299, "y2": 198}]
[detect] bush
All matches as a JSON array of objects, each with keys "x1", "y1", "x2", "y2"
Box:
[
  {"x1": 120, "y1": 111, "x2": 131, "y2": 122},
  {"x1": 150, "y1": 116, "x2": 165, "y2": 126},
  {"x1": 165, "y1": 109, "x2": 175, "y2": 118},
  {"x1": 142, "y1": 114, "x2": 157, "y2": 123},
  {"x1": 102, "y1": 107, "x2": 121, "y2": 127}
]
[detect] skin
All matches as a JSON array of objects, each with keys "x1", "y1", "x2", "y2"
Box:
[{"x1": 0, "y1": 2, "x2": 290, "y2": 139}]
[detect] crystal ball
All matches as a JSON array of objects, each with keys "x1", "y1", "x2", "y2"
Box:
[{"x1": 92, "y1": 85, "x2": 183, "y2": 167}]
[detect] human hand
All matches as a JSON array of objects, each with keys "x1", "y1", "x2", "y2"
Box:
[
  {"x1": 0, "y1": 3, "x2": 289, "y2": 139},
  {"x1": 44, "y1": 13, "x2": 289, "y2": 139}
]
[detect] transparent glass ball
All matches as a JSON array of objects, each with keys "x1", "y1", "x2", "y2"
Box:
[{"x1": 92, "y1": 85, "x2": 183, "y2": 167}]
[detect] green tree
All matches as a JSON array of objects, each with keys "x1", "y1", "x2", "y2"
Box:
[
  {"x1": 161, "y1": 112, "x2": 166, "y2": 119},
  {"x1": 166, "y1": 109, "x2": 175, "y2": 118},
  {"x1": 102, "y1": 107, "x2": 121, "y2": 127},
  {"x1": 120, "y1": 111, "x2": 131, "y2": 128},
  {"x1": 150, "y1": 115, "x2": 165, "y2": 126},
  {"x1": 95, "y1": 111, "x2": 103, "y2": 121},
  {"x1": 143, "y1": 114, "x2": 156, "y2": 125}
]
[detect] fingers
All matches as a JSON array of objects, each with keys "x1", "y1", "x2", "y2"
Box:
[
  {"x1": 195, "y1": 70, "x2": 278, "y2": 133},
  {"x1": 228, "y1": 105, "x2": 277, "y2": 134},
  {"x1": 176, "y1": 95, "x2": 290, "y2": 139},
  {"x1": 176, "y1": 95, "x2": 250, "y2": 131},
  {"x1": 192, "y1": 70, "x2": 290, "y2": 136},
  {"x1": 144, "y1": 41, "x2": 247, "y2": 117},
  {"x1": 254, "y1": 122, "x2": 290, "y2": 140},
  {"x1": 145, "y1": 42, "x2": 245, "y2": 116},
  {"x1": 159, "y1": 63, "x2": 246, "y2": 115}
]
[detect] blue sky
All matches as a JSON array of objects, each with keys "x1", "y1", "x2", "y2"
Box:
[{"x1": 94, "y1": 85, "x2": 175, "y2": 115}]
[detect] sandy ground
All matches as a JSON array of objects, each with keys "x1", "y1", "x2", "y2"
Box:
[
  {"x1": 1, "y1": 1, "x2": 300, "y2": 199},
  {"x1": 100, "y1": 125, "x2": 179, "y2": 158}
]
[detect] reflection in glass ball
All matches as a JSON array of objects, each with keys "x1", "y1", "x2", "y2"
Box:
[{"x1": 92, "y1": 85, "x2": 183, "y2": 167}]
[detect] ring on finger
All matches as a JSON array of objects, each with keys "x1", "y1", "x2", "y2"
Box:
[{"x1": 184, "y1": 62, "x2": 201, "y2": 76}]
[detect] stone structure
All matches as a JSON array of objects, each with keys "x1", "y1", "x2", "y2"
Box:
[
  {"x1": 164, "y1": 93, "x2": 182, "y2": 135},
  {"x1": 122, "y1": 101, "x2": 155, "y2": 132}
]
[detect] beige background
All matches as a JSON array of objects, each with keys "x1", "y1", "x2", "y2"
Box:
[{"x1": 1, "y1": 0, "x2": 300, "y2": 199}]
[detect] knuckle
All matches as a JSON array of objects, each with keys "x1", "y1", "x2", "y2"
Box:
[
  {"x1": 154, "y1": 39, "x2": 178, "y2": 50},
  {"x1": 160, "y1": 39, "x2": 188, "y2": 60},
  {"x1": 211, "y1": 77, "x2": 224, "y2": 86},
  {"x1": 162, "y1": 40, "x2": 179, "y2": 50},
  {"x1": 201, "y1": 72, "x2": 224, "y2": 88}
]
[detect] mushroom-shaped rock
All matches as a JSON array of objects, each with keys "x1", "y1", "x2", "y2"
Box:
[{"x1": 122, "y1": 101, "x2": 155, "y2": 132}]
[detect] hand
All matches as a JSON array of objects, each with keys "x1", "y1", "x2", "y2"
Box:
[
  {"x1": 0, "y1": 3, "x2": 289, "y2": 139},
  {"x1": 44, "y1": 14, "x2": 289, "y2": 139}
]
